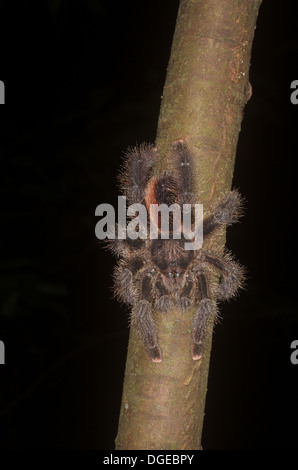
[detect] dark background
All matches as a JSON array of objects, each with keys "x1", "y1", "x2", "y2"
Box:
[{"x1": 0, "y1": 0, "x2": 297, "y2": 450}]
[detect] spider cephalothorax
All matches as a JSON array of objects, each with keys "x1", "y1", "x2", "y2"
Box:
[{"x1": 108, "y1": 140, "x2": 245, "y2": 362}]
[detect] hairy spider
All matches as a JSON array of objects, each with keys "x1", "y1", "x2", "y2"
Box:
[{"x1": 108, "y1": 139, "x2": 245, "y2": 362}]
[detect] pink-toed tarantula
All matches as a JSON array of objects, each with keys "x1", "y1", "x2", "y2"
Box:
[{"x1": 108, "y1": 140, "x2": 245, "y2": 362}]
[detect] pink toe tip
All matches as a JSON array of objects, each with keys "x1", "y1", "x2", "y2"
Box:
[
  {"x1": 192, "y1": 354, "x2": 202, "y2": 361},
  {"x1": 152, "y1": 357, "x2": 162, "y2": 363}
]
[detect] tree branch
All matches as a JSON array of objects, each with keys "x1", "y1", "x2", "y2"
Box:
[{"x1": 115, "y1": 0, "x2": 262, "y2": 450}]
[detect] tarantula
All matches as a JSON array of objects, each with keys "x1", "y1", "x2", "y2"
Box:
[{"x1": 108, "y1": 139, "x2": 245, "y2": 362}]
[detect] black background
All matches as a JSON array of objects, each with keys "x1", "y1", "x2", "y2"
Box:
[{"x1": 0, "y1": 0, "x2": 297, "y2": 450}]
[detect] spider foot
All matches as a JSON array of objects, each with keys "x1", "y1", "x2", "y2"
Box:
[
  {"x1": 149, "y1": 345, "x2": 162, "y2": 363},
  {"x1": 132, "y1": 300, "x2": 162, "y2": 362},
  {"x1": 177, "y1": 296, "x2": 191, "y2": 310},
  {"x1": 192, "y1": 341, "x2": 203, "y2": 361},
  {"x1": 156, "y1": 295, "x2": 172, "y2": 311},
  {"x1": 172, "y1": 138, "x2": 185, "y2": 147},
  {"x1": 191, "y1": 298, "x2": 215, "y2": 361}
]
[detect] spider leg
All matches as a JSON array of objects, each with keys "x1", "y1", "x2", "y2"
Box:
[
  {"x1": 113, "y1": 256, "x2": 144, "y2": 305},
  {"x1": 203, "y1": 190, "x2": 243, "y2": 238},
  {"x1": 192, "y1": 272, "x2": 216, "y2": 361},
  {"x1": 119, "y1": 144, "x2": 157, "y2": 204},
  {"x1": 131, "y1": 273, "x2": 162, "y2": 362},
  {"x1": 204, "y1": 252, "x2": 245, "y2": 300},
  {"x1": 107, "y1": 232, "x2": 143, "y2": 257},
  {"x1": 177, "y1": 279, "x2": 193, "y2": 309},
  {"x1": 155, "y1": 280, "x2": 172, "y2": 311}
]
